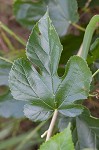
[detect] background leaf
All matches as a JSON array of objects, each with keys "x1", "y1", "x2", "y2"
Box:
[
  {"x1": 0, "y1": 89, "x2": 25, "y2": 118},
  {"x1": 0, "y1": 60, "x2": 12, "y2": 86},
  {"x1": 14, "y1": 0, "x2": 79, "y2": 36},
  {"x1": 73, "y1": 109, "x2": 99, "y2": 150},
  {"x1": 87, "y1": 38, "x2": 99, "y2": 65},
  {"x1": 39, "y1": 124, "x2": 74, "y2": 150}
]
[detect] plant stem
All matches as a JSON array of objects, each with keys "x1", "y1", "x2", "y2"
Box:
[
  {"x1": 1, "y1": 31, "x2": 15, "y2": 51},
  {"x1": 84, "y1": 0, "x2": 92, "y2": 10},
  {"x1": 0, "y1": 56, "x2": 13, "y2": 64},
  {"x1": 46, "y1": 109, "x2": 58, "y2": 141},
  {"x1": 92, "y1": 69, "x2": 99, "y2": 78},
  {"x1": 16, "y1": 121, "x2": 46, "y2": 150},
  {"x1": 77, "y1": 15, "x2": 99, "y2": 60},
  {"x1": 0, "y1": 22, "x2": 26, "y2": 46},
  {"x1": 72, "y1": 23, "x2": 85, "y2": 32}
]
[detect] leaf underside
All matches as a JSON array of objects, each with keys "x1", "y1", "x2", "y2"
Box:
[{"x1": 9, "y1": 12, "x2": 92, "y2": 121}]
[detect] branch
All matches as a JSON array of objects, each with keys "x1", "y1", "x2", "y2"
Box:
[
  {"x1": 46, "y1": 109, "x2": 58, "y2": 141},
  {"x1": 92, "y1": 69, "x2": 99, "y2": 78}
]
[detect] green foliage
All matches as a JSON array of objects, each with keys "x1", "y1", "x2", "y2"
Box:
[
  {"x1": 0, "y1": 89, "x2": 25, "y2": 118},
  {"x1": 0, "y1": 58, "x2": 25, "y2": 118},
  {"x1": 0, "y1": 1, "x2": 99, "y2": 150},
  {"x1": 0, "y1": 60, "x2": 12, "y2": 86},
  {"x1": 87, "y1": 38, "x2": 99, "y2": 64},
  {"x1": 74, "y1": 109, "x2": 99, "y2": 150},
  {"x1": 40, "y1": 124, "x2": 74, "y2": 150},
  {"x1": 9, "y1": 12, "x2": 92, "y2": 121},
  {"x1": 13, "y1": 0, "x2": 79, "y2": 36}
]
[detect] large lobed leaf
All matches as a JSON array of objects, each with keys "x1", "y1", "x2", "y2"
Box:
[
  {"x1": 14, "y1": 0, "x2": 79, "y2": 36},
  {"x1": 9, "y1": 12, "x2": 92, "y2": 121},
  {"x1": 39, "y1": 124, "x2": 74, "y2": 150}
]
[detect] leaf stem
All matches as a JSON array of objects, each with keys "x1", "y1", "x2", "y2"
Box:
[
  {"x1": 77, "y1": 15, "x2": 99, "y2": 60},
  {"x1": 0, "y1": 22, "x2": 26, "y2": 46},
  {"x1": 46, "y1": 109, "x2": 58, "y2": 141},
  {"x1": 84, "y1": 0, "x2": 92, "y2": 10},
  {"x1": 92, "y1": 69, "x2": 99, "y2": 78},
  {"x1": 72, "y1": 23, "x2": 85, "y2": 32},
  {"x1": 1, "y1": 31, "x2": 15, "y2": 51},
  {"x1": 0, "y1": 56, "x2": 13, "y2": 64}
]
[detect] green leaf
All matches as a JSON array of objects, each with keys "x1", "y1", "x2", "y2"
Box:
[
  {"x1": 14, "y1": 0, "x2": 46, "y2": 29},
  {"x1": 39, "y1": 124, "x2": 74, "y2": 150},
  {"x1": 0, "y1": 89, "x2": 25, "y2": 118},
  {"x1": 73, "y1": 109, "x2": 99, "y2": 150},
  {"x1": 24, "y1": 104, "x2": 52, "y2": 122},
  {"x1": 14, "y1": 0, "x2": 79, "y2": 36},
  {"x1": 0, "y1": 59, "x2": 12, "y2": 85},
  {"x1": 58, "y1": 115, "x2": 72, "y2": 132},
  {"x1": 87, "y1": 38, "x2": 99, "y2": 64},
  {"x1": 9, "y1": 12, "x2": 92, "y2": 121}
]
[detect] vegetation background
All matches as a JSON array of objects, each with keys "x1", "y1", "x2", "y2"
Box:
[{"x1": 0, "y1": 0, "x2": 99, "y2": 150}]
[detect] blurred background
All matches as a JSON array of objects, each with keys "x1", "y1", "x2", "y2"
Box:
[{"x1": 0, "y1": 0, "x2": 99, "y2": 149}]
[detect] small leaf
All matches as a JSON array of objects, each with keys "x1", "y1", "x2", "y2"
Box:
[
  {"x1": 39, "y1": 124, "x2": 74, "y2": 150},
  {"x1": 9, "y1": 12, "x2": 92, "y2": 121},
  {"x1": 14, "y1": 0, "x2": 79, "y2": 36}
]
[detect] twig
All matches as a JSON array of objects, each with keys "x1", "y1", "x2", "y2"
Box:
[
  {"x1": 84, "y1": 0, "x2": 92, "y2": 10},
  {"x1": 0, "y1": 56, "x2": 13, "y2": 64},
  {"x1": 92, "y1": 69, "x2": 99, "y2": 78},
  {"x1": 72, "y1": 23, "x2": 85, "y2": 32},
  {"x1": 0, "y1": 22, "x2": 26, "y2": 46},
  {"x1": 1, "y1": 31, "x2": 15, "y2": 51},
  {"x1": 46, "y1": 109, "x2": 58, "y2": 141},
  {"x1": 77, "y1": 43, "x2": 83, "y2": 57},
  {"x1": 41, "y1": 130, "x2": 48, "y2": 138}
]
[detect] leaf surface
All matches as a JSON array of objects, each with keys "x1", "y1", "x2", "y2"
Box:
[
  {"x1": 0, "y1": 89, "x2": 25, "y2": 118},
  {"x1": 0, "y1": 60, "x2": 12, "y2": 86},
  {"x1": 14, "y1": 0, "x2": 79, "y2": 36},
  {"x1": 39, "y1": 124, "x2": 74, "y2": 150},
  {"x1": 9, "y1": 12, "x2": 92, "y2": 121},
  {"x1": 73, "y1": 109, "x2": 99, "y2": 150}
]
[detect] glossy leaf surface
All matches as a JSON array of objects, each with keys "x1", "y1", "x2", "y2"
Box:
[
  {"x1": 39, "y1": 124, "x2": 74, "y2": 150},
  {"x1": 9, "y1": 12, "x2": 92, "y2": 121}
]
